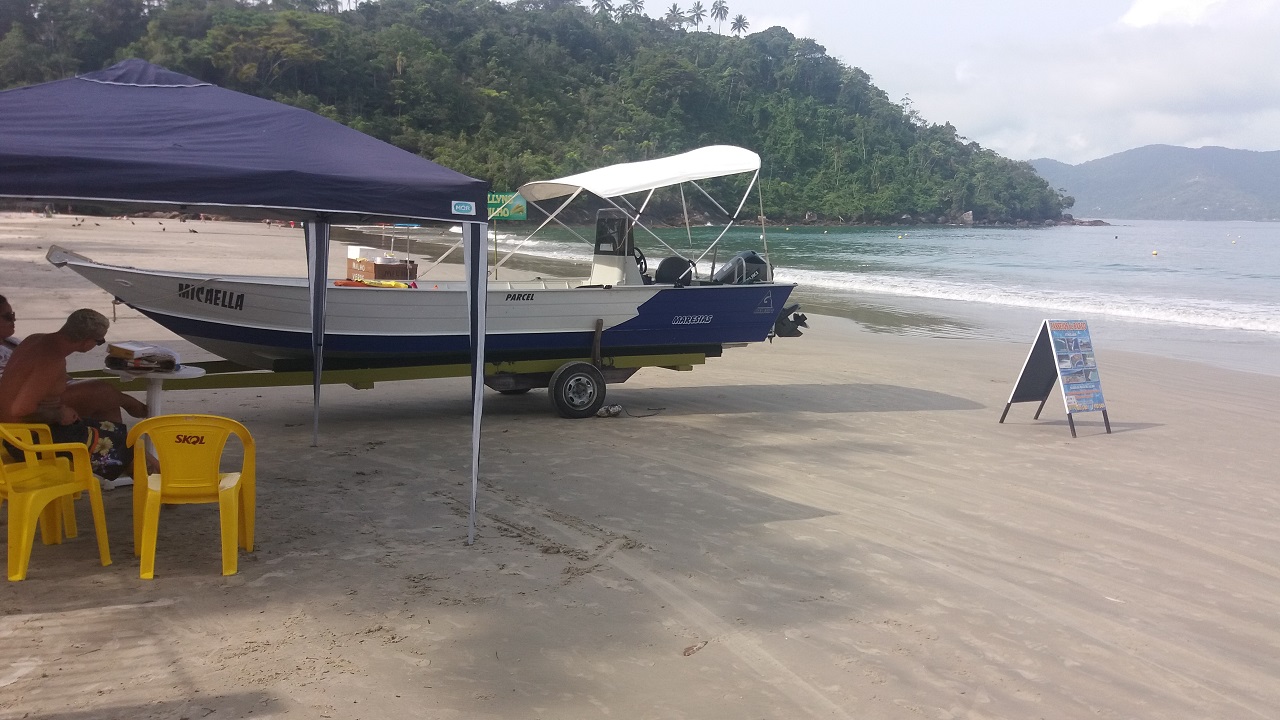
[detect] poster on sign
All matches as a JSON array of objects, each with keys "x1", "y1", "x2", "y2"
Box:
[
  {"x1": 1050, "y1": 321, "x2": 1105, "y2": 413},
  {"x1": 999, "y1": 319, "x2": 1112, "y2": 438}
]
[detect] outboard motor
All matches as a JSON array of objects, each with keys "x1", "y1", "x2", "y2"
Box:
[{"x1": 711, "y1": 250, "x2": 770, "y2": 285}]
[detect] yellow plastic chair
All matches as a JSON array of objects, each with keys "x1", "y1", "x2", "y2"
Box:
[
  {"x1": 1, "y1": 424, "x2": 111, "y2": 581},
  {"x1": 1, "y1": 423, "x2": 79, "y2": 543},
  {"x1": 127, "y1": 415, "x2": 256, "y2": 579}
]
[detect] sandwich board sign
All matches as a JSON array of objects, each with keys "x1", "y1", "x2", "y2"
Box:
[{"x1": 999, "y1": 319, "x2": 1111, "y2": 438}]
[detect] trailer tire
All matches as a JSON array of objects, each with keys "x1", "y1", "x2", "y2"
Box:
[{"x1": 549, "y1": 361, "x2": 606, "y2": 418}]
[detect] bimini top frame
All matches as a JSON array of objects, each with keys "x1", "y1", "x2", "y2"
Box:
[{"x1": 505, "y1": 145, "x2": 765, "y2": 271}]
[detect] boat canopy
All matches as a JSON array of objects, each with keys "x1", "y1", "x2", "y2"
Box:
[
  {"x1": 518, "y1": 145, "x2": 760, "y2": 202},
  {"x1": 499, "y1": 145, "x2": 766, "y2": 274}
]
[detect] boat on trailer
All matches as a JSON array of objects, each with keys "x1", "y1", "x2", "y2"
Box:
[{"x1": 48, "y1": 145, "x2": 806, "y2": 417}]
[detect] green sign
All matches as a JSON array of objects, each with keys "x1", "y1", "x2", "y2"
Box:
[{"x1": 487, "y1": 192, "x2": 527, "y2": 220}]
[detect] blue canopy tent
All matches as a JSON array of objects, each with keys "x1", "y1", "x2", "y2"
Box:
[{"x1": 0, "y1": 59, "x2": 491, "y2": 542}]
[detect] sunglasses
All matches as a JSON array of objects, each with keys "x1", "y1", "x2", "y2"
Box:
[{"x1": 0, "y1": 312, "x2": 14, "y2": 322}]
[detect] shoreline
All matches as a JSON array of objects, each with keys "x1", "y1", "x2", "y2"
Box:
[
  {"x1": 3, "y1": 211, "x2": 1273, "y2": 378},
  {"x1": 790, "y1": 288, "x2": 1280, "y2": 378},
  {"x1": 3, "y1": 211, "x2": 1280, "y2": 718},
  {"x1": 348, "y1": 223, "x2": 1280, "y2": 378}
]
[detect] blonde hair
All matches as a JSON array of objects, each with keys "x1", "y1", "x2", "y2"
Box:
[{"x1": 60, "y1": 308, "x2": 109, "y2": 342}]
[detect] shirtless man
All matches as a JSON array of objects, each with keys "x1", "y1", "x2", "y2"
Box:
[
  {"x1": 0, "y1": 295, "x2": 146, "y2": 423},
  {"x1": 0, "y1": 308, "x2": 141, "y2": 479},
  {"x1": 0, "y1": 307, "x2": 113, "y2": 426}
]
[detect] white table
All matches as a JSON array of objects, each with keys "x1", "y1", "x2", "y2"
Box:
[
  {"x1": 99, "y1": 365, "x2": 207, "y2": 489},
  {"x1": 104, "y1": 365, "x2": 206, "y2": 416}
]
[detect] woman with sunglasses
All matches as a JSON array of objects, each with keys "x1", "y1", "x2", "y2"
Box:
[{"x1": 0, "y1": 296, "x2": 18, "y2": 374}]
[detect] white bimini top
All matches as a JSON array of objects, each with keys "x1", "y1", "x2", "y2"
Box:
[{"x1": 518, "y1": 145, "x2": 760, "y2": 202}]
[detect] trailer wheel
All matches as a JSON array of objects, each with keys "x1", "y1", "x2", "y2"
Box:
[{"x1": 549, "y1": 361, "x2": 606, "y2": 418}]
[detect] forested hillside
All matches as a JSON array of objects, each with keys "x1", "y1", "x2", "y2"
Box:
[
  {"x1": 0, "y1": 0, "x2": 1070, "y2": 224},
  {"x1": 1032, "y1": 146, "x2": 1280, "y2": 221}
]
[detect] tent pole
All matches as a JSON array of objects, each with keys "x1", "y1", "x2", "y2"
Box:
[
  {"x1": 465, "y1": 220, "x2": 489, "y2": 545},
  {"x1": 304, "y1": 220, "x2": 330, "y2": 447}
]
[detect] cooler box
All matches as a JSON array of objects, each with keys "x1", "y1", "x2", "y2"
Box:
[{"x1": 346, "y1": 257, "x2": 418, "y2": 281}]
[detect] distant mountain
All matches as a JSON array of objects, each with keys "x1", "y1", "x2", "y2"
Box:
[{"x1": 1031, "y1": 145, "x2": 1280, "y2": 221}]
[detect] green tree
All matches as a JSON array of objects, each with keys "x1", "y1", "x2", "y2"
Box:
[
  {"x1": 615, "y1": 0, "x2": 642, "y2": 17},
  {"x1": 0, "y1": 0, "x2": 1068, "y2": 223},
  {"x1": 662, "y1": 4, "x2": 685, "y2": 29},
  {"x1": 0, "y1": 25, "x2": 49, "y2": 87},
  {"x1": 730, "y1": 13, "x2": 748, "y2": 36},
  {"x1": 203, "y1": 11, "x2": 334, "y2": 92},
  {"x1": 710, "y1": 0, "x2": 727, "y2": 33},
  {"x1": 687, "y1": 1, "x2": 705, "y2": 30}
]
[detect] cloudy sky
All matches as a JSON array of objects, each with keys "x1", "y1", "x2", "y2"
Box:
[{"x1": 687, "y1": 0, "x2": 1280, "y2": 164}]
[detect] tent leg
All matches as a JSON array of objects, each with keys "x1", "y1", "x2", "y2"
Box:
[
  {"x1": 464, "y1": 220, "x2": 489, "y2": 545},
  {"x1": 305, "y1": 221, "x2": 330, "y2": 447}
]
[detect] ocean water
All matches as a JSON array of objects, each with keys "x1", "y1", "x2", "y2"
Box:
[
  {"x1": 763, "y1": 219, "x2": 1280, "y2": 377},
  {"x1": 357, "y1": 219, "x2": 1280, "y2": 377}
]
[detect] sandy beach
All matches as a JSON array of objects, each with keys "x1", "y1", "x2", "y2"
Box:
[{"x1": 2, "y1": 211, "x2": 1279, "y2": 719}]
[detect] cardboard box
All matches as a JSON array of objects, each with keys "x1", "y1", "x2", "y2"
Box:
[{"x1": 346, "y1": 258, "x2": 418, "y2": 281}]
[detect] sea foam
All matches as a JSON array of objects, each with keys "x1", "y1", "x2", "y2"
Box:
[{"x1": 774, "y1": 267, "x2": 1280, "y2": 334}]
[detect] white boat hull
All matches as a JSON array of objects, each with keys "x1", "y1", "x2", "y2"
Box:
[{"x1": 49, "y1": 246, "x2": 795, "y2": 371}]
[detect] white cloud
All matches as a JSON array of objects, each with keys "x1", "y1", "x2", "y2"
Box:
[
  {"x1": 1120, "y1": 0, "x2": 1278, "y2": 27},
  {"x1": 676, "y1": 0, "x2": 1280, "y2": 162},
  {"x1": 1120, "y1": 0, "x2": 1227, "y2": 27},
  {"x1": 902, "y1": 1, "x2": 1280, "y2": 161}
]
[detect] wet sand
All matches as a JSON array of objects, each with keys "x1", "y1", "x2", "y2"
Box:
[{"x1": 2, "y1": 212, "x2": 1279, "y2": 719}]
